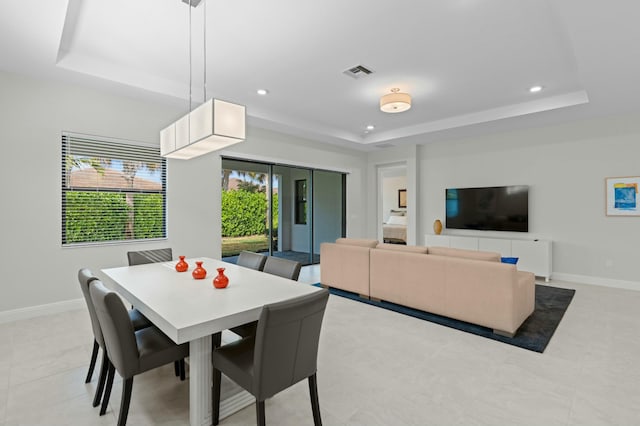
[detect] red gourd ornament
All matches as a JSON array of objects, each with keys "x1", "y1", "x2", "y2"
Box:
[
  {"x1": 192, "y1": 261, "x2": 207, "y2": 280},
  {"x1": 175, "y1": 256, "x2": 188, "y2": 272},
  {"x1": 213, "y1": 268, "x2": 229, "y2": 289}
]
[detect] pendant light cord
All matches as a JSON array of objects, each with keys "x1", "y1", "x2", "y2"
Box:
[
  {"x1": 203, "y1": 0, "x2": 207, "y2": 102},
  {"x1": 188, "y1": 0, "x2": 192, "y2": 113}
]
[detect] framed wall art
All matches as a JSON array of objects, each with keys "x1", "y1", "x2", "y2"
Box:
[
  {"x1": 605, "y1": 176, "x2": 640, "y2": 216},
  {"x1": 398, "y1": 189, "x2": 407, "y2": 208}
]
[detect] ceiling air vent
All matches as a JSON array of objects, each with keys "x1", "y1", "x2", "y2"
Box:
[
  {"x1": 343, "y1": 64, "x2": 374, "y2": 79},
  {"x1": 374, "y1": 143, "x2": 394, "y2": 149}
]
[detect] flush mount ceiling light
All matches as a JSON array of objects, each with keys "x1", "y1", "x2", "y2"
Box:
[
  {"x1": 256, "y1": 89, "x2": 269, "y2": 95},
  {"x1": 161, "y1": 0, "x2": 246, "y2": 160},
  {"x1": 529, "y1": 85, "x2": 543, "y2": 93},
  {"x1": 380, "y1": 88, "x2": 412, "y2": 113}
]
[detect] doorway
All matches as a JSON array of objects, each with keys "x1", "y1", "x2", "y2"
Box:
[{"x1": 378, "y1": 164, "x2": 408, "y2": 244}]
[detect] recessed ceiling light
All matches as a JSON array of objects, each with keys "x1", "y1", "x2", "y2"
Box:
[
  {"x1": 366, "y1": 125, "x2": 375, "y2": 131},
  {"x1": 529, "y1": 85, "x2": 543, "y2": 93},
  {"x1": 256, "y1": 89, "x2": 269, "y2": 96}
]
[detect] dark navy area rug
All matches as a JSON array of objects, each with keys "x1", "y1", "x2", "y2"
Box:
[{"x1": 316, "y1": 283, "x2": 575, "y2": 353}]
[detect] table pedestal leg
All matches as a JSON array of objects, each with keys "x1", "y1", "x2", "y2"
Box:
[{"x1": 189, "y1": 335, "x2": 212, "y2": 426}]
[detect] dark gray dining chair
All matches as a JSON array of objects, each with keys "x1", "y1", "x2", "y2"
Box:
[
  {"x1": 212, "y1": 289, "x2": 330, "y2": 426},
  {"x1": 228, "y1": 251, "x2": 267, "y2": 338},
  {"x1": 230, "y1": 256, "x2": 303, "y2": 339},
  {"x1": 236, "y1": 250, "x2": 267, "y2": 271},
  {"x1": 126, "y1": 247, "x2": 184, "y2": 378},
  {"x1": 126, "y1": 248, "x2": 173, "y2": 266},
  {"x1": 263, "y1": 256, "x2": 302, "y2": 281},
  {"x1": 89, "y1": 280, "x2": 189, "y2": 426},
  {"x1": 78, "y1": 268, "x2": 151, "y2": 408}
]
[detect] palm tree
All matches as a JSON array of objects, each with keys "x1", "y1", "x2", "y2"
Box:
[
  {"x1": 64, "y1": 156, "x2": 106, "y2": 180},
  {"x1": 222, "y1": 169, "x2": 232, "y2": 191},
  {"x1": 247, "y1": 172, "x2": 268, "y2": 192},
  {"x1": 121, "y1": 160, "x2": 158, "y2": 239}
]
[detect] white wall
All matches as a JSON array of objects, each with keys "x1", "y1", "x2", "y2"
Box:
[
  {"x1": 0, "y1": 70, "x2": 191, "y2": 314},
  {"x1": 363, "y1": 115, "x2": 640, "y2": 287},
  {"x1": 0, "y1": 70, "x2": 368, "y2": 315},
  {"x1": 417, "y1": 114, "x2": 640, "y2": 287}
]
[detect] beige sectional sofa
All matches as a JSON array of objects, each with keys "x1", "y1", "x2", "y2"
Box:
[
  {"x1": 320, "y1": 238, "x2": 378, "y2": 298},
  {"x1": 320, "y1": 238, "x2": 535, "y2": 337}
]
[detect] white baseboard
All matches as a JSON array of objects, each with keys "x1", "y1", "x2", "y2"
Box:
[
  {"x1": 0, "y1": 298, "x2": 85, "y2": 324},
  {"x1": 219, "y1": 390, "x2": 255, "y2": 421},
  {"x1": 551, "y1": 272, "x2": 640, "y2": 291}
]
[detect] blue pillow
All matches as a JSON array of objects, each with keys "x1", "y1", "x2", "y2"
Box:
[{"x1": 501, "y1": 257, "x2": 519, "y2": 264}]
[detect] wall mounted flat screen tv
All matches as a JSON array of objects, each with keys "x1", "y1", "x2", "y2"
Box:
[{"x1": 445, "y1": 185, "x2": 529, "y2": 232}]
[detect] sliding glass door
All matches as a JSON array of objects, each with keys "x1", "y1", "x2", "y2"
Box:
[
  {"x1": 221, "y1": 158, "x2": 345, "y2": 266},
  {"x1": 271, "y1": 165, "x2": 313, "y2": 265},
  {"x1": 312, "y1": 170, "x2": 345, "y2": 261},
  {"x1": 220, "y1": 159, "x2": 270, "y2": 260}
]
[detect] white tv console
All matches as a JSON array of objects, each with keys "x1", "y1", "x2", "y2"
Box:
[{"x1": 425, "y1": 234, "x2": 552, "y2": 282}]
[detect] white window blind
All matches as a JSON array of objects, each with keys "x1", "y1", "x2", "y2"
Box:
[{"x1": 61, "y1": 133, "x2": 167, "y2": 245}]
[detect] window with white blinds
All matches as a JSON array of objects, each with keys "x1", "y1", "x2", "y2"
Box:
[{"x1": 61, "y1": 133, "x2": 167, "y2": 245}]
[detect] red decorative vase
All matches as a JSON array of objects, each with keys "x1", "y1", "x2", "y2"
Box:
[
  {"x1": 175, "y1": 256, "x2": 188, "y2": 272},
  {"x1": 213, "y1": 268, "x2": 229, "y2": 289},
  {"x1": 192, "y1": 261, "x2": 207, "y2": 280}
]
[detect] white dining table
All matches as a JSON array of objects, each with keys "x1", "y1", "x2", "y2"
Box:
[{"x1": 102, "y1": 257, "x2": 322, "y2": 426}]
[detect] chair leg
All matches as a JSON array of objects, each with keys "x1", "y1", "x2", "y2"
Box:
[
  {"x1": 117, "y1": 377, "x2": 134, "y2": 426},
  {"x1": 256, "y1": 400, "x2": 266, "y2": 426},
  {"x1": 174, "y1": 361, "x2": 180, "y2": 377},
  {"x1": 212, "y1": 331, "x2": 222, "y2": 350},
  {"x1": 308, "y1": 374, "x2": 322, "y2": 426},
  {"x1": 85, "y1": 340, "x2": 99, "y2": 383},
  {"x1": 212, "y1": 368, "x2": 221, "y2": 425},
  {"x1": 92, "y1": 352, "x2": 109, "y2": 407},
  {"x1": 179, "y1": 359, "x2": 186, "y2": 381},
  {"x1": 100, "y1": 362, "x2": 116, "y2": 415}
]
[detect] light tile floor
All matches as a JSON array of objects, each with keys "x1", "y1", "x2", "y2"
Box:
[{"x1": 1, "y1": 266, "x2": 639, "y2": 425}]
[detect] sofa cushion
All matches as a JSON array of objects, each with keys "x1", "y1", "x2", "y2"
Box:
[
  {"x1": 427, "y1": 246, "x2": 500, "y2": 262},
  {"x1": 335, "y1": 238, "x2": 379, "y2": 248},
  {"x1": 376, "y1": 243, "x2": 428, "y2": 254},
  {"x1": 501, "y1": 257, "x2": 519, "y2": 264}
]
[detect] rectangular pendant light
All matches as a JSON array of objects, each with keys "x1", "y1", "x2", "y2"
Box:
[{"x1": 161, "y1": 99, "x2": 246, "y2": 160}]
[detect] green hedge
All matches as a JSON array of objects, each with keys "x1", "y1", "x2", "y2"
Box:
[
  {"x1": 64, "y1": 192, "x2": 130, "y2": 243},
  {"x1": 133, "y1": 193, "x2": 165, "y2": 239},
  {"x1": 64, "y1": 192, "x2": 165, "y2": 243},
  {"x1": 221, "y1": 190, "x2": 266, "y2": 237},
  {"x1": 221, "y1": 190, "x2": 278, "y2": 237},
  {"x1": 271, "y1": 191, "x2": 279, "y2": 231},
  {"x1": 66, "y1": 188, "x2": 274, "y2": 243}
]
